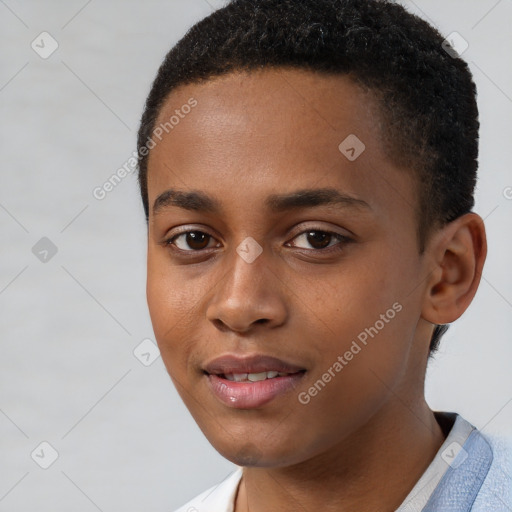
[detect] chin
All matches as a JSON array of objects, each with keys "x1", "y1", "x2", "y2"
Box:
[{"x1": 208, "y1": 433, "x2": 305, "y2": 468}]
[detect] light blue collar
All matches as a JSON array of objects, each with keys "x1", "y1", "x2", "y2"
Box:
[{"x1": 423, "y1": 427, "x2": 493, "y2": 511}]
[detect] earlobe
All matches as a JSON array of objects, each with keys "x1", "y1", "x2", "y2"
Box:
[{"x1": 422, "y1": 213, "x2": 487, "y2": 325}]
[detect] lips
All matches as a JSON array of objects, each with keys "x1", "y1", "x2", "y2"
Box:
[
  {"x1": 204, "y1": 354, "x2": 305, "y2": 376},
  {"x1": 203, "y1": 354, "x2": 306, "y2": 409}
]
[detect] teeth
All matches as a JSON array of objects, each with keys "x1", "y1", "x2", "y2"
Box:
[
  {"x1": 248, "y1": 372, "x2": 267, "y2": 382},
  {"x1": 223, "y1": 371, "x2": 289, "y2": 382}
]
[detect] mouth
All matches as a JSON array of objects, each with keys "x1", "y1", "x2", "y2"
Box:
[
  {"x1": 204, "y1": 353, "x2": 305, "y2": 375},
  {"x1": 222, "y1": 370, "x2": 299, "y2": 382},
  {"x1": 203, "y1": 354, "x2": 307, "y2": 409}
]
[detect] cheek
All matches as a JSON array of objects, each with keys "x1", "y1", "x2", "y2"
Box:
[
  {"x1": 146, "y1": 248, "x2": 227, "y2": 379},
  {"x1": 146, "y1": 251, "x2": 197, "y2": 371},
  {"x1": 299, "y1": 252, "x2": 397, "y2": 335},
  {"x1": 287, "y1": 295, "x2": 413, "y2": 458},
  {"x1": 295, "y1": 247, "x2": 417, "y2": 394}
]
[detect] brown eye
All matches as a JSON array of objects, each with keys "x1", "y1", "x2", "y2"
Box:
[
  {"x1": 170, "y1": 231, "x2": 217, "y2": 251},
  {"x1": 305, "y1": 231, "x2": 331, "y2": 249},
  {"x1": 288, "y1": 229, "x2": 351, "y2": 252}
]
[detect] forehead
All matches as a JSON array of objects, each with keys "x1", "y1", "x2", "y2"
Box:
[
  {"x1": 147, "y1": 68, "x2": 415, "y2": 223},
  {"x1": 152, "y1": 68, "x2": 382, "y2": 160}
]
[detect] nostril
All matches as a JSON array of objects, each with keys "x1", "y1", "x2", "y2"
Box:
[{"x1": 211, "y1": 318, "x2": 230, "y2": 332}]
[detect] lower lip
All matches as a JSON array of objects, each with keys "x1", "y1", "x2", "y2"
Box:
[{"x1": 206, "y1": 373, "x2": 305, "y2": 409}]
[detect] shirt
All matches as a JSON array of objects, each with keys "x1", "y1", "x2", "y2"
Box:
[{"x1": 174, "y1": 412, "x2": 512, "y2": 511}]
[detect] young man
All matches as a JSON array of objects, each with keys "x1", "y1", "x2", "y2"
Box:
[{"x1": 137, "y1": 0, "x2": 511, "y2": 510}]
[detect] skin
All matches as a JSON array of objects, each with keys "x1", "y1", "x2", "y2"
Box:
[{"x1": 145, "y1": 68, "x2": 486, "y2": 511}]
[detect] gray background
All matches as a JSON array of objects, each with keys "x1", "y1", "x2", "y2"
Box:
[{"x1": 0, "y1": 0, "x2": 511, "y2": 510}]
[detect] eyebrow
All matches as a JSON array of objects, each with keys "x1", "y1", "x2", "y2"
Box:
[{"x1": 152, "y1": 187, "x2": 371, "y2": 216}]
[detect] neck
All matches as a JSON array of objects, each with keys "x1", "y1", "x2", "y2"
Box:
[{"x1": 235, "y1": 400, "x2": 446, "y2": 512}]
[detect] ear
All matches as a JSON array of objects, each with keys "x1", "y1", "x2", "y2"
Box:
[{"x1": 422, "y1": 213, "x2": 487, "y2": 325}]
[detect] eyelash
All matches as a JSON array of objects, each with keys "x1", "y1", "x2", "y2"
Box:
[{"x1": 163, "y1": 228, "x2": 352, "y2": 255}]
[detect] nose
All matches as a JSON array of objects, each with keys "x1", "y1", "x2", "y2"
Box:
[{"x1": 206, "y1": 242, "x2": 288, "y2": 333}]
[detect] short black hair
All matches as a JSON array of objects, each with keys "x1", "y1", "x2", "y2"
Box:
[{"x1": 137, "y1": 0, "x2": 479, "y2": 354}]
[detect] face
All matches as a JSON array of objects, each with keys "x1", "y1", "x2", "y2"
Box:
[{"x1": 146, "y1": 68, "x2": 433, "y2": 468}]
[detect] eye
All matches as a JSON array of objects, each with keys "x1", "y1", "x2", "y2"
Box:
[
  {"x1": 287, "y1": 229, "x2": 350, "y2": 251},
  {"x1": 166, "y1": 230, "x2": 220, "y2": 251}
]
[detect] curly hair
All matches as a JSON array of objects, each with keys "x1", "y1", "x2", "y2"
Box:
[{"x1": 136, "y1": 0, "x2": 479, "y2": 354}]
